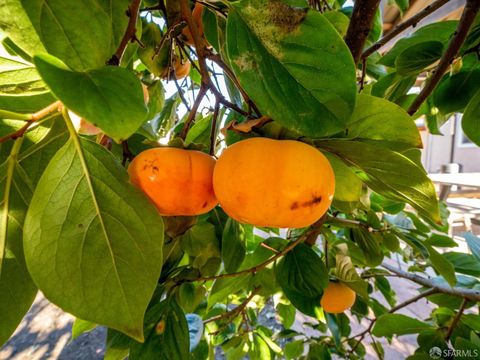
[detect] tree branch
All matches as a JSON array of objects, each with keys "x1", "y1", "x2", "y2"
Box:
[
  {"x1": 204, "y1": 287, "x2": 261, "y2": 324},
  {"x1": 445, "y1": 297, "x2": 468, "y2": 342},
  {"x1": 382, "y1": 262, "x2": 480, "y2": 302},
  {"x1": 362, "y1": 0, "x2": 452, "y2": 59},
  {"x1": 209, "y1": 101, "x2": 220, "y2": 156},
  {"x1": 344, "y1": 0, "x2": 381, "y2": 65},
  {"x1": 0, "y1": 101, "x2": 63, "y2": 144},
  {"x1": 108, "y1": 0, "x2": 142, "y2": 65},
  {"x1": 407, "y1": 0, "x2": 480, "y2": 115}
]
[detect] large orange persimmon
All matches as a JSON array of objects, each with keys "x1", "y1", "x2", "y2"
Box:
[
  {"x1": 128, "y1": 148, "x2": 217, "y2": 216},
  {"x1": 320, "y1": 281, "x2": 356, "y2": 314},
  {"x1": 213, "y1": 138, "x2": 335, "y2": 228}
]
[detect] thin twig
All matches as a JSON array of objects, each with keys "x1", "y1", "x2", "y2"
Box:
[
  {"x1": 382, "y1": 262, "x2": 480, "y2": 301},
  {"x1": 445, "y1": 298, "x2": 468, "y2": 342},
  {"x1": 408, "y1": 0, "x2": 480, "y2": 115},
  {"x1": 203, "y1": 287, "x2": 261, "y2": 324},
  {"x1": 179, "y1": 85, "x2": 207, "y2": 140},
  {"x1": 108, "y1": 0, "x2": 142, "y2": 65},
  {"x1": 209, "y1": 102, "x2": 220, "y2": 156},
  {"x1": 344, "y1": 0, "x2": 381, "y2": 64},
  {"x1": 0, "y1": 101, "x2": 63, "y2": 144},
  {"x1": 362, "y1": 0, "x2": 452, "y2": 59}
]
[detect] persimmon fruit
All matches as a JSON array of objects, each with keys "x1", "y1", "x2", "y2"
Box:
[
  {"x1": 162, "y1": 57, "x2": 191, "y2": 80},
  {"x1": 182, "y1": 3, "x2": 205, "y2": 46},
  {"x1": 321, "y1": 281, "x2": 356, "y2": 314},
  {"x1": 213, "y1": 138, "x2": 335, "y2": 228},
  {"x1": 128, "y1": 147, "x2": 217, "y2": 216}
]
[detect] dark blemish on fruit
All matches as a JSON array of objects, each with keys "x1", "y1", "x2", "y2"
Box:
[
  {"x1": 202, "y1": 201, "x2": 208, "y2": 208},
  {"x1": 290, "y1": 202, "x2": 299, "y2": 210},
  {"x1": 302, "y1": 196, "x2": 322, "y2": 207}
]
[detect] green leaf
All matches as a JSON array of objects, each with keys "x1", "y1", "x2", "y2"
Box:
[
  {"x1": 285, "y1": 339, "x2": 304, "y2": 360},
  {"x1": 104, "y1": 329, "x2": 132, "y2": 360},
  {"x1": 23, "y1": 134, "x2": 164, "y2": 341},
  {"x1": 335, "y1": 254, "x2": 369, "y2": 298},
  {"x1": 393, "y1": 0, "x2": 410, "y2": 14},
  {"x1": 465, "y1": 232, "x2": 480, "y2": 261},
  {"x1": 433, "y1": 69, "x2": 480, "y2": 115},
  {"x1": 462, "y1": 90, "x2": 480, "y2": 146},
  {"x1": 276, "y1": 302, "x2": 296, "y2": 329},
  {"x1": 1, "y1": 117, "x2": 68, "y2": 346},
  {"x1": 343, "y1": 94, "x2": 422, "y2": 151},
  {"x1": 185, "y1": 114, "x2": 213, "y2": 150},
  {"x1": 379, "y1": 21, "x2": 458, "y2": 67},
  {"x1": 461, "y1": 314, "x2": 480, "y2": 332},
  {"x1": 226, "y1": 1, "x2": 356, "y2": 137},
  {"x1": 395, "y1": 41, "x2": 443, "y2": 75},
  {"x1": 323, "y1": 11, "x2": 349, "y2": 37},
  {"x1": 425, "y1": 233, "x2": 457, "y2": 248},
  {"x1": 275, "y1": 243, "x2": 328, "y2": 316},
  {"x1": 372, "y1": 314, "x2": 433, "y2": 336},
  {"x1": 319, "y1": 140, "x2": 440, "y2": 222},
  {"x1": 426, "y1": 245, "x2": 456, "y2": 287},
  {"x1": 325, "y1": 153, "x2": 362, "y2": 203},
  {"x1": 350, "y1": 228, "x2": 383, "y2": 267},
  {"x1": 0, "y1": 0, "x2": 130, "y2": 71},
  {"x1": 443, "y1": 252, "x2": 480, "y2": 277},
  {"x1": 130, "y1": 299, "x2": 190, "y2": 360},
  {"x1": 71, "y1": 318, "x2": 96, "y2": 340},
  {"x1": 34, "y1": 54, "x2": 148, "y2": 142},
  {"x1": 222, "y1": 218, "x2": 250, "y2": 273},
  {"x1": 371, "y1": 71, "x2": 417, "y2": 102},
  {"x1": 0, "y1": 56, "x2": 48, "y2": 96},
  {"x1": 0, "y1": 1, "x2": 46, "y2": 60}
]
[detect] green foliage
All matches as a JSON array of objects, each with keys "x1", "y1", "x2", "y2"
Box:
[
  {"x1": 227, "y1": 0, "x2": 357, "y2": 137},
  {"x1": 23, "y1": 132, "x2": 164, "y2": 341},
  {"x1": 34, "y1": 54, "x2": 148, "y2": 142}
]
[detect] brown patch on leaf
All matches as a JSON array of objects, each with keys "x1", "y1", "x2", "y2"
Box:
[{"x1": 268, "y1": 1, "x2": 307, "y2": 33}]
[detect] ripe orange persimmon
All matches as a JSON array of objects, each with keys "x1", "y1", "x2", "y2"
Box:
[
  {"x1": 182, "y1": 3, "x2": 205, "y2": 46},
  {"x1": 213, "y1": 138, "x2": 335, "y2": 228},
  {"x1": 321, "y1": 281, "x2": 356, "y2": 314},
  {"x1": 161, "y1": 57, "x2": 191, "y2": 80},
  {"x1": 128, "y1": 147, "x2": 217, "y2": 216}
]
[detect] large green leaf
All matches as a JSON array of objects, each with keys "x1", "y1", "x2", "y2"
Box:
[
  {"x1": 433, "y1": 69, "x2": 480, "y2": 115},
  {"x1": 0, "y1": 117, "x2": 68, "y2": 346},
  {"x1": 226, "y1": 0, "x2": 356, "y2": 137},
  {"x1": 372, "y1": 314, "x2": 433, "y2": 336},
  {"x1": 319, "y1": 140, "x2": 440, "y2": 222},
  {"x1": 0, "y1": 56, "x2": 47, "y2": 96},
  {"x1": 462, "y1": 90, "x2": 480, "y2": 146},
  {"x1": 350, "y1": 228, "x2": 383, "y2": 267},
  {"x1": 0, "y1": 0, "x2": 130, "y2": 71},
  {"x1": 275, "y1": 243, "x2": 328, "y2": 316},
  {"x1": 426, "y1": 245, "x2": 456, "y2": 287},
  {"x1": 34, "y1": 54, "x2": 148, "y2": 142},
  {"x1": 343, "y1": 94, "x2": 422, "y2": 151},
  {"x1": 379, "y1": 21, "x2": 458, "y2": 67},
  {"x1": 325, "y1": 153, "x2": 362, "y2": 203},
  {"x1": 395, "y1": 41, "x2": 443, "y2": 75},
  {"x1": 130, "y1": 299, "x2": 190, "y2": 360},
  {"x1": 335, "y1": 254, "x2": 368, "y2": 298},
  {"x1": 221, "y1": 218, "x2": 250, "y2": 273},
  {"x1": 23, "y1": 131, "x2": 164, "y2": 341},
  {"x1": 0, "y1": 1, "x2": 46, "y2": 59}
]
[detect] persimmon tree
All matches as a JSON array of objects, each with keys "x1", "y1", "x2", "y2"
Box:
[{"x1": 1, "y1": 0, "x2": 480, "y2": 359}]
